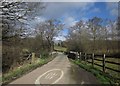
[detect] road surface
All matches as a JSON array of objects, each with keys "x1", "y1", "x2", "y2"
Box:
[{"x1": 10, "y1": 52, "x2": 99, "y2": 84}]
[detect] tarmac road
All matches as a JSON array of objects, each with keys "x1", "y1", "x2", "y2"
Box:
[{"x1": 10, "y1": 52, "x2": 99, "y2": 84}]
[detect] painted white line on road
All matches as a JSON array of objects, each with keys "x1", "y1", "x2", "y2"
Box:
[
  {"x1": 45, "y1": 72, "x2": 51, "y2": 79},
  {"x1": 45, "y1": 72, "x2": 57, "y2": 80},
  {"x1": 49, "y1": 73, "x2": 57, "y2": 79},
  {"x1": 35, "y1": 69, "x2": 64, "y2": 85}
]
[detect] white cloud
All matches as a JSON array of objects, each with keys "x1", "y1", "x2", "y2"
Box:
[
  {"x1": 8, "y1": 0, "x2": 119, "y2": 2},
  {"x1": 104, "y1": 0, "x2": 119, "y2": 2},
  {"x1": 40, "y1": 2, "x2": 95, "y2": 29},
  {"x1": 106, "y1": 2, "x2": 118, "y2": 16},
  {"x1": 81, "y1": 17, "x2": 88, "y2": 22},
  {"x1": 34, "y1": 17, "x2": 46, "y2": 22},
  {"x1": 26, "y1": 2, "x2": 95, "y2": 31},
  {"x1": 63, "y1": 16, "x2": 78, "y2": 28},
  {"x1": 54, "y1": 36, "x2": 66, "y2": 41},
  {"x1": 110, "y1": 8, "x2": 118, "y2": 16},
  {"x1": 40, "y1": 0, "x2": 119, "y2": 2},
  {"x1": 92, "y1": 8, "x2": 101, "y2": 13},
  {"x1": 42, "y1": 2, "x2": 94, "y2": 19},
  {"x1": 27, "y1": 16, "x2": 46, "y2": 29}
]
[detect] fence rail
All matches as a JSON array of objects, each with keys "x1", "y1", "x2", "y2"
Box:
[{"x1": 77, "y1": 52, "x2": 120, "y2": 80}]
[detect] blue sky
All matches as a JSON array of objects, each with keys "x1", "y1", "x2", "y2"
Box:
[{"x1": 30, "y1": 2, "x2": 118, "y2": 40}]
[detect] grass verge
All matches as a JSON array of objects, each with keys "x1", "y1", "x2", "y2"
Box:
[
  {"x1": 87, "y1": 58, "x2": 120, "y2": 79},
  {"x1": 2, "y1": 53, "x2": 57, "y2": 84},
  {"x1": 71, "y1": 59, "x2": 118, "y2": 85},
  {"x1": 54, "y1": 46, "x2": 67, "y2": 52}
]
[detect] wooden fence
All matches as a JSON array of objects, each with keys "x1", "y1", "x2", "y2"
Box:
[{"x1": 77, "y1": 52, "x2": 120, "y2": 80}]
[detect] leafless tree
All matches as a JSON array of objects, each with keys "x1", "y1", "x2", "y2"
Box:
[
  {"x1": 87, "y1": 17, "x2": 102, "y2": 52},
  {"x1": 43, "y1": 19, "x2": 63, "y2": 52}
]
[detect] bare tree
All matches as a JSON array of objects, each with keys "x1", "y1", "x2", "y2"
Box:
[
  {"x1": 87, "y1": 17, "x2": 102, "y2": 52},
  {"x1": 66, "y1": 20, "x2": 91, "y2": 52},
  {"x1": 43, "y1": 19, "x2": 63, "y2": 52}
]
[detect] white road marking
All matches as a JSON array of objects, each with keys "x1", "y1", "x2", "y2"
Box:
[
  {"x1": 35, "y1": 69, "x2": 64, "y2": 85},
  {"x1": 49, "y1": 73, "x2": 57, "y2": 79},
  {"x1": 45, "y1": 73, "x2": 51, "y2": 79}
]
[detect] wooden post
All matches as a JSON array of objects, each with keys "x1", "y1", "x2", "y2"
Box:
[
  {"x1": 77, "y1": 52, "x2": 79, "y2": 60},
  {"x1": 31, "y1": 53, "x2": 35, "y2": 63},
  {"x1": 75, "y1": 52, "x2": 77, "y2": 60},
  {"x1": 78, "y1": 52, "x2": 80, "y2": 60},
  {"x1": 103, "y1": 54, "x2": 106, "y2": 72},
  {"x1": 85, "y1": 53, "x2": 87, "y2": 63},
  {"x1": 80, "y1": 52, "x2": 81, "y2": 60},
  {"x1": 84, "y1": 53, "x2": 86, "y2": 61},
  {"x1": 92, "y1": 53, "x2": 94, "y2": 67}
]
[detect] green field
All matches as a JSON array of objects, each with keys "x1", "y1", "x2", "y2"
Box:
[
  {"x1": 87, "y1": 58, "x2": 120, "y2": 82},
  {"x1": 54, "y1": 46, "x2": 67, "y2": 52}
]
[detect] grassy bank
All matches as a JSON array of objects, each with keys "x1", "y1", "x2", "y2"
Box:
[
  {"x1": 2, "y1": 53, "x2": 57, "y2": 84},
  {"x1": 71, "y1": 59, "x2": 118, "y2": 85}
]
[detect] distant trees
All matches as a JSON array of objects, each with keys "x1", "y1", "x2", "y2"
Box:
[
  {"x1": 35, "y1": 19, "x2": 63, "y2": 53},
  {"x1": 67, "y1": 20, "x2": 90, "y2": 52},
  {"x1": 66, "y1": 17, "x2": 119, "y2": 54},
  {"x1": 67, "y1": 20, "x2": 83, "y2": 52}
]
